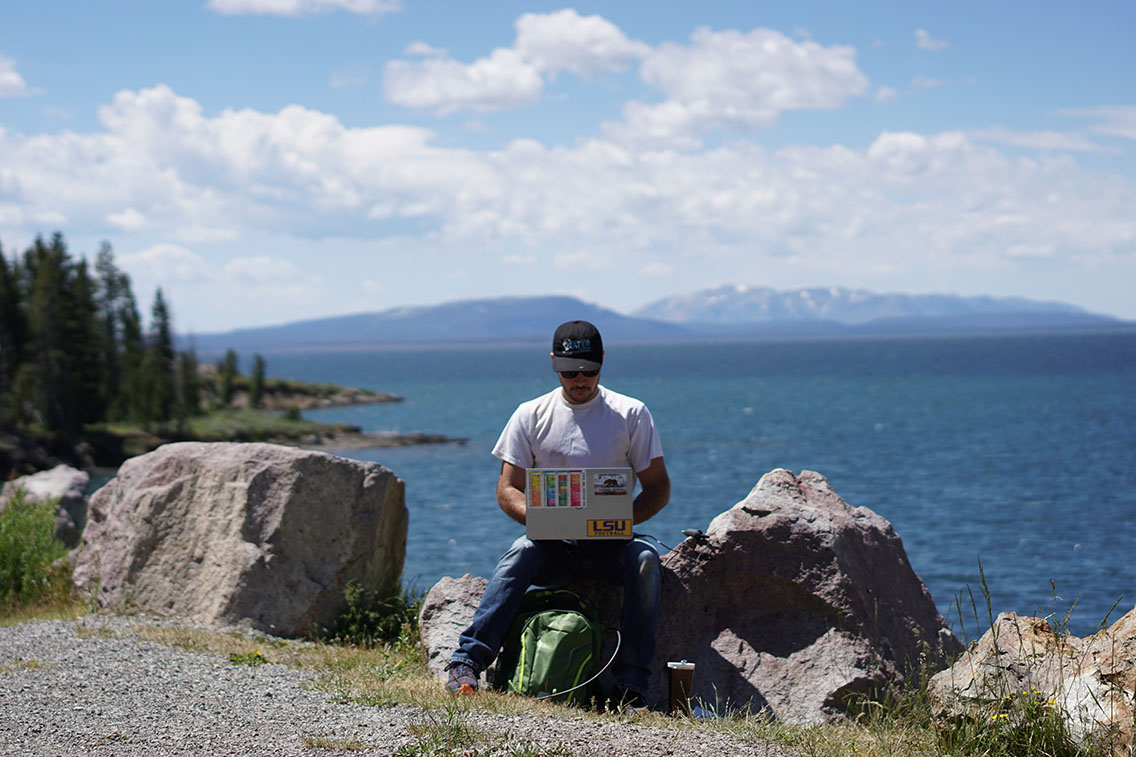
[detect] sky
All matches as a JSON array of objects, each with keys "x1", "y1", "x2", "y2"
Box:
[{"x1": 1, "y1": 0, "x2": 1135, "y2": 333}]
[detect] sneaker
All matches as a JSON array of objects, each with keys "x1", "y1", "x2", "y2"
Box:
[
  {"x1": 445, "y1": 661, "x2": 479, "y2": 694},
  {"x1": 613, "y1": 688, "x2": 649, "y2": 716}
]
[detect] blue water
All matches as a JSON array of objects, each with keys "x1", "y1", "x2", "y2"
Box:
[{"x1": 265, "y1": 331, "x2": 1136, "y2": 639}]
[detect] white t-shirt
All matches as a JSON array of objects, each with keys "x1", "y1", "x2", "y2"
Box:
[{"x1": 492, "y1": 385, "x2": 663, "y2": 473}]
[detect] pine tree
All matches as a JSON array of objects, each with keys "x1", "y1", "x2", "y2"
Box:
[
  {"x1": 114, "y1": 289, "x2": 147, "y2": 423},
  {"x1": 217, "y1": 349, "x2": 239, "y2": 406},
  {"x1": 143, "y1": 288, "x2": 177, "y2": 423},
  {"x1": 177, "y1": 348, "x2": 202, "y2": 421},
  {"x1": 0, "y1": 243, "x2": 27, "y2": 429},
  {"x1": 94, "y1": 242, "x2": 132, "y2": 406},
  {"x1": 21, "y1": 234, "x2": 77, "y2": 434},
  {"x1": 249, "y1": 354, "x2": 266, "y2": 409},
  {"x1": 67, "y1": 259, "x2": 108, "y2": 426}
]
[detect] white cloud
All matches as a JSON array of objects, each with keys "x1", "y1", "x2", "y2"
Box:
[
  {"x1": 1061, "y1": 106, "x2": 1136, "y2": 140},
  {"x1": 383, "y1": 15, "x2": 867, "y2": 145},
  {"x1": 107, "y1": 207, "x2": 147, "y2": 231},
  {"x1": 915, "y1": 29, "x2": 948, "y2": 51},
  {"x1": 206, "y1": 0, "x2": 399, "y2": 17},
  {"x1": 607, "y1": 27, "x2": 868, "y2": 147},
  {"x1": 224, "y1": 256, "x2": 307, "y2": 283},
  {"x1": 175, "y1": 224, "x2": 240, "y2": 243},
  {"x1": 119, "y1": 244, "x2": 216, "y2": 283},
  {"x1": 2, "y1": 84, "x2": 1134, "y2": 328},
  {"x1": 0, "y1": 54, "x2": 34, "y2": 98},
  {"x1": 875, "y1": 86, "x2": 899, "y2": 103},
  {"x1": 34, "y1": 210, "x2": 68, "y2": 226},
  {"x1": 969, "y1": 127, "x2": 1100, "y2": 152},
  {"x1": 513, "y1": 9, "x2": 650, "y2": 78},
  {"x1": 554, "y1": 249, "x2": 615, "y2": 271},
  {"x1": 115, "y1": 243, "x2": 330, "y2": 329},
  {"x1": 405, "y1": 41, "x2": 448, "y2": 57},
  {"x1": 384, "y1": 49, "x2": 543, "y2": 113},
  {"x1": 384, "y1": 9, "x2": 648, "y2": 114}
]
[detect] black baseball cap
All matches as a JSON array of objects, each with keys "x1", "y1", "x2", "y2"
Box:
[{"x1": 551, "y1": 321, "x2": 604, "y2": 372}]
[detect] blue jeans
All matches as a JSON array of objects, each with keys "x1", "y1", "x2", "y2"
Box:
[{"x1": 451, "y1": 535, "x2": 661, "y2": 696}]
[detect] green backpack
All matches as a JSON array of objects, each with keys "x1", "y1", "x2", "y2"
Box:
[{"x1": 490, "y1": 589, "x2": 605, "y2": 705}]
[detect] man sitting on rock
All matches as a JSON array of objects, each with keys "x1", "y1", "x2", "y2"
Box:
[{"x1": 444, "y1": 320, "x2": 671, "y2": 713}]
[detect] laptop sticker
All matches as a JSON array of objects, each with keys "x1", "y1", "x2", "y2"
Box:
[{"x1": 592, "y1": 471, "x2": 628, "y2": 496}]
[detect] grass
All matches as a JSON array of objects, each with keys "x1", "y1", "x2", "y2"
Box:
[
  {"x1": 2, "y1": 507, "x2": 1128, "y2": 757},
  {"x1": 80, "y1": 407, "x2": 363, "y2": 463},
  {"x1": 8, "y1": 599, "x2": 1127, "y2": 756},
  {"x1": 93, "y1": 407, "x2": 359, "y2": 445},
  {"x1": 0, "y1": 488, "x2": 74, "y2": 614},
  {"x1": 181, "y1": 407, "x2": 359, "y2": 443}
]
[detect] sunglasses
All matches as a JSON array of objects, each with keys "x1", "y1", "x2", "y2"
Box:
[{"x1": 559, "y1": 370, "x2": 599, "y2": 379}]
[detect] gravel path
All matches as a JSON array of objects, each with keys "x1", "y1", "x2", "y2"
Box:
[{"x1": 1, "y1": 615, "x2": 799, "y2": 756}]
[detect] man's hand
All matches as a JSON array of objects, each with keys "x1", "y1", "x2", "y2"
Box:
[
  {"x1": 633, "y1": 456, "x2": 670, "y2": 524},
  {"x1": 497, "y1": 461, "x2": 529, "y2": 525}
]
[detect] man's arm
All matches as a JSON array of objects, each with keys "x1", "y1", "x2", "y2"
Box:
[
  {"x1": 497, "y1": 461, "x2": 529, "y2": 525},
  {"x1": 633, "y1": 456, "x2": 670, "y2": 524}
]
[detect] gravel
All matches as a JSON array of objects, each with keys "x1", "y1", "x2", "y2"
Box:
[{"x1": 1, "y1": 615, "x2": 799, "y2": 756}]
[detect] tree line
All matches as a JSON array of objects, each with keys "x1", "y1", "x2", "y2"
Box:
[{"x1": 0, "y1": 232, "x2": 263, "y2": 439}]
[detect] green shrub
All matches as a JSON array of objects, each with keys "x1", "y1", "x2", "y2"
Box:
[
  {"x1": 0, "y1": 488, "x2": 71, "y2": 611},
  {"x1": 329, "y1": 582, "x2": 420, "y2": 648}
]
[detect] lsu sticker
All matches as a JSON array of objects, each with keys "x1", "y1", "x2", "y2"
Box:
[{"x1": 586, "y1": 519, "x2": 632, "y2": 538}]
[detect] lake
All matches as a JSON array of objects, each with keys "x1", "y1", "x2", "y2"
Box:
[{"x1": 263, "y1": 330, "x2": 1136, "y2": 639}]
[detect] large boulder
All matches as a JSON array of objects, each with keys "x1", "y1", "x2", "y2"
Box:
[
  {"x1": 653, "y1": 468, "x2": 961, "y2": 721},
  {"x1": 419, "y1": 575, "x2": 488, "y2": 679},
  {"x1": 72, "y1": 442, "x2": 407, "y2": 637},
  {"x1": 1, "y1": 464, "x2": 90, "y2": 547},
  {"x1": 929, "y1": 608, "x2": 1136, "y2": 754},
  {"x1": 419, "y1": 469, "x2": 960, "y2": 723}
]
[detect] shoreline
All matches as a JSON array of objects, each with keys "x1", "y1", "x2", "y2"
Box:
[{"x1": 286, "y1": 430, "x2": 467, "y2": 452}]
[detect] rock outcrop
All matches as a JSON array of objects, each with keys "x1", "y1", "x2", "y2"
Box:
[
  {"x1": 654, "y1": 468, "x2": 961, "y2": 721},
  {"x1": 929, "y1": 608, "x2": 1136, "y2": 754},
  {"x1": 72, "y1": 442, "x2": 407, "y2": 637},
  {"x1": 1, "y1": 464, "x2": 90, "y2": 547},
  {"x1": 419, "y1": 469, "x2": 961, "y2": 723},
  {"x1": 419, "y1": 575, "x2": 489, "y2": 678}
]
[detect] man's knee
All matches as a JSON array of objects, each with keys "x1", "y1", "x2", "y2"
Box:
[
  {"x1": 638, "y1": 548, "x2": 660, "y2": 576},
  {"x1": 623, "y1": 540, "x2": 660, "y2": 587},
  {"x1": 637, "y1": 549, "x2": 660, "y2": 589}
]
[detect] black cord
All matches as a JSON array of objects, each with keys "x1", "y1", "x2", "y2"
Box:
[{"x1": 639, "y1": 528, "x2": 706, "y2": 553}]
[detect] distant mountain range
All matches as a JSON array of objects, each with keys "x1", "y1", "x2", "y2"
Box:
[
  {"x1": 188, "y1": 287, "x2": 1129, "y2": 354},
  {"x1": 631, "y1": 285, "x2": 1089, "y2": 324}
]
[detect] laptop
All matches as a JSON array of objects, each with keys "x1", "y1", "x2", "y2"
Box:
[{"x1": 524, "y1": 467, "x2": 634, "y2": 541}]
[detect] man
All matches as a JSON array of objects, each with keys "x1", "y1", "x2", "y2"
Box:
[{"x1": 445, "y1": 320, "x2": 671, "y2": 712}]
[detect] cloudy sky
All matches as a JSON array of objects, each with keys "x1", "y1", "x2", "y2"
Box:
[{"x1": 2, "y1": 1, "x2": 1134, "y2": 332}]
